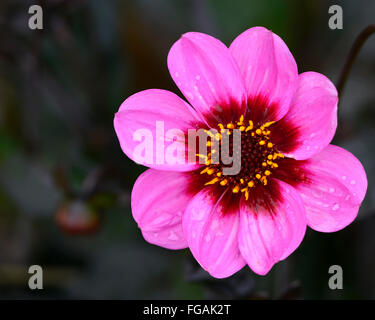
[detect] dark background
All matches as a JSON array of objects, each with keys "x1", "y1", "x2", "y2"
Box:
[{"x1": 0, "y1": 0, "x2": 374, "y2": 299}]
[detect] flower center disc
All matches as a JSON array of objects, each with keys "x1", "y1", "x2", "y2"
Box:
[{"x1": 198, "y1": 116, "x2": 285, "y2": 200}]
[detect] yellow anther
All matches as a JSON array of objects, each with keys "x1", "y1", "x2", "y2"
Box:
[
  {"x1": 261, "y1": 176, "x2": 268, "y2": 185},
  {"x1": 267, "y1": 142, "x2": 273, "y2": 148},
  {"x1": 265, "y1": 170, "x2": 271, "y2": 176},
  {"x1": 262, "y1": 162, "x2": 267, "y2": 167},
  {"x1": 227, "y1": 123, "x2": 235, "y2": 129},
  {"x1": 255, "y1": 129, "x2": 262, "y2": 135},
  {"x1": 248, "y1": 181, "x2": 255, "y2": 188},
  {"x1": 240, "y1": 178, "x2": 244, "y2": 184},
  {"x1": 218, "y1": 123, "x2": 224, "y2": 130},
  {"x1": 205, "y1": 177, "x2": 219, "y2": 185},
  {"x1": 267, "y1": 154, "x2": 273, "y2": 160},
  {"x1": 259, "y1": 140, "x2": 266, "y2": 146},
  {"x1": 267, "y1": 160, "x2": 273, "y2": 166},
  {"x1": 272, "y1": 163, "x2": 278, "y2": 168},
  {"x1": 262, "y1": 121, "x2": 275, "y2": 128},
  {"x1": 251, "y1": 132, "x2": 255, "y2": 136},
  {"x1": 206, "y1": 141, "x2": 212, "y2": 147},
  {"x1": 211, "y1": 149, "x2": 217, "y2": 154},
  {"x1": 256, "y1": 174, "x2": 261, "y2": 179},
  {"x1": 205, "y1": 159, "x2": 211, "y2": 165},
  {"x1": 241, "y1": 187, "x2": 249, "y2": 200},
  {"x1": 200, "y1": 167, "x2": 209, "y2": 174},
  {"x1": 204, "y1": 130, "x2": 215, "y2": 138},
  {"x1": 215, "y1": 133, "x2": 221, "y2": 140},
  {"x1": 232, "y1": 185, "x2": 240, "y2": 193},
  {"x1": 248, "y1": 120, "x2": 253, "y2": 129},
  {"x1": 238, "y1": 115, "x2": 244, "y2": 124},
  {"x1": 196, "y1": 153, "x2": 208, "y2": 160},
  {"x1": 207, "y1": 168, "x2": 215, "y2": 175},
  {"x1": 239, "y1": 126, "x2": 245, "y2": 131},
  {"x1": 216, "y1": 172, "x2": 222, "y2": 177},
  {"x1": 220, "y1": 179, "x2": 228, "y2": 186}
]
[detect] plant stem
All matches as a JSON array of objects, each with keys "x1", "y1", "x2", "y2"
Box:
[{"x1": 337, "y1": 24, "x2": 375, "y2": 97}]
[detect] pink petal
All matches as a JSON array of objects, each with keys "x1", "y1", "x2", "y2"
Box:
[
  {"x1": 114, "y1": 89, "x2": 202, "y2": 172},
  {"x1": 238, "y1": 179, "x2": 306, "y2": 275},
  {"x1": 273, "y1": 72, "x2": 338, "y2": 160},
  {"x1": 168, "y1": 32, "x2": 246, "y2": 123},
  {"x1": 296, "y1": 144, "x2": 367, "y2": 232},
  {"x1": 230, "y1": 27, "x2": 298, "y2": 122},
  {"x1": 182, "y1": 188, "x2": 246, "y2": 278},
  {"x1": 131, "y1": 169, "x2": 193, "y2": 249}
]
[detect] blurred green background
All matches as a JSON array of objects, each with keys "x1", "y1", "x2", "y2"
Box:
[{"x1": 0, "y1": 0, "x2": 374, "y2": 299}]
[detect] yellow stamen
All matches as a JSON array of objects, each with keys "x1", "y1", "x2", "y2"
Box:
[
  {"x1": 241, "y1": 187, "x2": 249, "y2": 200},
  {"x1": 206, "y1": 141, "x2": 212, "y2": 147},
  {"x1": 259, "y1": 140, "x2": 266, "y2": 146},
  {"x1": 262, "y1": 121, "x2": 275, "y2": 128},
  {"x1": 261, "y1": 176, "x2": 268, "y2": 185},
  {"x1": 248, "y1": 181, "x2": 254, "y2": 188},
  {"x1": 256, "y1": 174, "x2": 261, "y2": 179},
  {"x1": 232, "y1": 185, "x2": 240, "y2": 193},
  {"x1": 267, "y1": 142, "x2": 273, "y2": 148},
  {"x1": 239, "y1": 126, "x2": 245, "y2": 131},
  {"x1": 227, "y1": 123, "x2": 235, "y2": 129},
  {"x1": 204, "y1": 130, "x2": 215, "y2": 138},
  {"x1": 196, "y1": 153, "x2": 207, "y2": 160},
  {"x1": 255, "y1": 129, "x2": 262, "y2": 135},
  {"x1": 265, "y1": 170, "x2": 271, "y2": 176},
  {"x1": 205, "y1": 177, "x2": 219, "y2": 185},
  {"x1": 207, "y1": 168, "x2": 215, "y2": 175},
  {"x1": 220, "y1": 179, "x2": 228, "y2": 186},
  {"x1": 216, "y1": 172, "x2": 222, "y2": 177},
  {"x1": 200, "y1": 167, "x2": 209, "y2": 174},
  {"x1": 262, "y1": 162, "x2": 267, "y2": 167}
]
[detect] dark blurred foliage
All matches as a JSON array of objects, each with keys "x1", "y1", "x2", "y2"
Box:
[{"x1": 0, "y1": 0, "x2": 374, "y2": 299}]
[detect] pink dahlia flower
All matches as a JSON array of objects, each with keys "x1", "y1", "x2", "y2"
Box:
[{"x1": 114, "y1": 27, "x2": 367, "y2": 277}]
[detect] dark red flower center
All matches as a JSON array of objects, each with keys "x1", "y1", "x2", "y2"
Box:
[{"x1": 196, "y1": 116, "x2": 286, "y2": 200}]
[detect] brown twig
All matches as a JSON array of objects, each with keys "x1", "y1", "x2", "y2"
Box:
[{"x1": 337, "y1": 24, "x2": 375, "y2": 97}]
